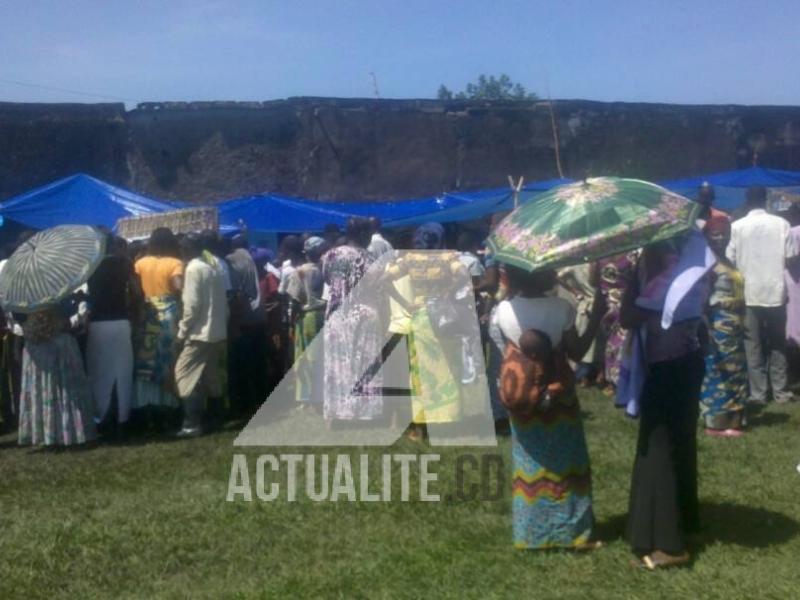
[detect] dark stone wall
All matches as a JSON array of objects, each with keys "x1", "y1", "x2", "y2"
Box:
[
  {"x1": 2, "y1": 98, "x2": 800, "y2": 203},
  {"x1": 0, "y1": 102, "x2": 128, "y2": 200}
]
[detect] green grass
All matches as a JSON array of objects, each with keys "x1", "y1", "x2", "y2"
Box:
[{"x1": 1, "y1": 390, "x2": 799, "y2": 599}]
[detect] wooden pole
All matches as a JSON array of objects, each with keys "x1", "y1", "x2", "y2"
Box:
[
  {"x1": 370, "y1": 72, "x2": 380, "y2": 99},
  {"x1": 548, "y1": 100, "x2": 565, "y2": 178},
  {"x1": 508, "y1": 175, "x2": 525, "y2": 208}
]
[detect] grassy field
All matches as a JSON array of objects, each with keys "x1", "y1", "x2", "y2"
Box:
[{"x1": 1, "y1": 389, "x2": 799, "y2": 599}]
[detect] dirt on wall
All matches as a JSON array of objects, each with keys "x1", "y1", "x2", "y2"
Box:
[{"x1": 2, "y1": 97, "x2": 800, "y2": 203}]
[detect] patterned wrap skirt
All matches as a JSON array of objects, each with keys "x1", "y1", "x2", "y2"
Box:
[
  {"x1": 700, "y1": 306, "x2": 747, "y2": 429},
  {"x1": 601, "y1": 302, "x2": 626, "y2": 386},
  {"x1": 511, "y1": 396, "x2": 593, "y2": 549},
  {"x1": 408, "y1": 307, "x2": 462, "y2": 424},
  {"x1": 133, "y1": 296, "x2": 180, "y2": 408},
  {"x1": 18, "y1": 332, "x2": 96, "y2": 446}
]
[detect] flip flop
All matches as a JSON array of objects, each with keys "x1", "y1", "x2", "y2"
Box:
[
  {"x1": 705, "y1": 428, "x2": 744, "y2": 438},
  {"x1": 634, "y1": 551, "x2": 690, "y2": 570},
  {"x1": 574, "y1": 541, "x2": 604, "y2": 552}
]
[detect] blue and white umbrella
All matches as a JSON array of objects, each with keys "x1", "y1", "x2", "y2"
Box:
[{"x1": 0, "y1": 225, "x2": 106, "y2": 313}]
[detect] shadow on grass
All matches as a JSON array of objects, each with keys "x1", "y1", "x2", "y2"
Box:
[
  {"x1": 0, "y1": 438, "x2": 19, "y2": 450},
  {"x1": 0, "y1": 417, "x2": 252, "y2": 452},
  {"x1": 597, "y1": 502, "x2": 800, "y2": 552},
  {"x1": 747, "y1": 411, "x2": 790, "y2": 427},
  {"x1": 693, "y1": 502, "x2": 800, "y2": 549}
]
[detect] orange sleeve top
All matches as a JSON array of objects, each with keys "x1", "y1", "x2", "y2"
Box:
[{"x1": 135, "y1": 256, "x2": 184, "y2": 299}]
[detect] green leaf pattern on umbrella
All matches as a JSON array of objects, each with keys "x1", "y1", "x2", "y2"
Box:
[
  {"x1": 487, "y1": 178, "x2": 700, "y2": 272},
  {"x1": 0, "y1": 225, "x2": 106, "y2": 313}
]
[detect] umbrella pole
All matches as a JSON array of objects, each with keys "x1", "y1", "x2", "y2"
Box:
[{"x1": 507, "y1": 175, "x2": 525, "y2": 208}]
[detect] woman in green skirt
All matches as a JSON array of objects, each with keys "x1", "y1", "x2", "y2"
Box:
[{"x1": 285, "y1": 236, "x2": 328, "y2": 406}]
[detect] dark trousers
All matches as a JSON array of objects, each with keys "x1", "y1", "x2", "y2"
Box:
[
  {"x1": 0, "y1": 334, "x2": 23, "y2": 431},
  {"x1": 626, "y1": 351, "x2": 704, "y2": 555},
  {"x1": 229, "y1": 324, "x2": 268, "y2": 415}
]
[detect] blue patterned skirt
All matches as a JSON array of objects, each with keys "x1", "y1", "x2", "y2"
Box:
[
  {"x1": 700, "y1": 307, "x2": 747, "y2": 429},
  {"x1": 511, "y1": 397, "x2": 593, "y2": 549}
]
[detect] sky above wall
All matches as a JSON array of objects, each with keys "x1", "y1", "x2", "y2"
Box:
[{"x1": 1, "y1": 0, "x2": 798, "y2": 107}]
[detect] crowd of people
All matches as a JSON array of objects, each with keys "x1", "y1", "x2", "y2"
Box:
[{"x1": 0, "y1": 183, "x2": 798, "y2": 570}]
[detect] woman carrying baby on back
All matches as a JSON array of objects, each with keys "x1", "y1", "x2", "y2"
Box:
[{"x1": 494, "y1": 264, "x2": 604, "y2": 550}]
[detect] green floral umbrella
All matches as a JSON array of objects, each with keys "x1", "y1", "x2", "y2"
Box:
[
  {"x1": 486, "y1": 177, "x2": 700, "y2": 272},
  {"x1": 0, "y1": 225, "x2": 106, "y2": 313}
]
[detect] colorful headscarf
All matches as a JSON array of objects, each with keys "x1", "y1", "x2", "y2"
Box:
[
  {"x1": 413, "y1": 222, "x2": 445, "y2": 250},
  {"x1": 703, "y1": 208, "x2": 732, "y2": 238}
]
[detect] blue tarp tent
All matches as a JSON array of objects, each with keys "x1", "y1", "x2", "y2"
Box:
[
  {"x1": 218, "y1": 194, "x2": 357, "y2": 233},
  {"x1": 384, "y1": 179, "x2": 574, "y2": 228},
  {"x1": 219, "y1": 179, "x2": 575, "y2": 232},
  {"x1": 217, "y1": 192, "x2": 475, "y2": 232},
  {"x1": 0, "y1": 174, "x2": 181, "y2": 231},
  {"x1": 313, "y1": 195, "x2": 471, "y2": 220},
  {"x1": 661, "y1": 167, "x2": 800, "y2": 212}
]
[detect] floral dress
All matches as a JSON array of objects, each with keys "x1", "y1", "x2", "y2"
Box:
[
  {"x1": 597, "y1": 252, "x2": 637, "y2": 385},
  {"x1": 321, "y1": 245, "x2": 383, "y2": 420},
  {"x1": 18, "y1": 308, "x2": 96, "y2": 446}
]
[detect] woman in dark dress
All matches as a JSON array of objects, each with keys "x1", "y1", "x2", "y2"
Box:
[{"x1": 621, "y1": 241, "x2": 707, "y2": 569}]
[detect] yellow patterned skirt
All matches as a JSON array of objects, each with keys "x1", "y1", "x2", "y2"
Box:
[{"x1": 408, "y1": 307, "x2": 461, "y2": 424}]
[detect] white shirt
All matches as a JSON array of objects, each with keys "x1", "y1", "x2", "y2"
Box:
[
  {"x1": 278, "y1": 259, "x2": 296, "y2": 295},
  {"x1": 494, "y1": 296, "x2": 576, "y2": 347},
  {"x1": 265, "y1": 262, "x2": 282, "y2": 280},
  {"x1": 726, "y1": 208, "x2": 796, "y2": 307},
  {"x1": 178, "y1": 257, "x2": 229, "y2": 343},
  {"x1": 368, "y1": 233, "x2": 394, "y2": 258}
]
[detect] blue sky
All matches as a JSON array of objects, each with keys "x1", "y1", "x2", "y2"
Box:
[{"x1": 1, "y1": 0, "x2": 798, "y2": 107}]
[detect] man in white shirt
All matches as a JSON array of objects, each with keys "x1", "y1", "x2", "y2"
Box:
[
  {"x1": 367, "y1": 217, "x2": 394, "y2": 258},
  {"x1": 174, "y1": 233, "x2": 229, "y2": 437},
  {"x1": 726, "y1": 186, "x2": 796, "y2": 404},
  {"x1": 277, "y1": 235, "x2": 303, "y2": 295}
]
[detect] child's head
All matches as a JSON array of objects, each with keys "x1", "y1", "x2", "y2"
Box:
[{"x1": 519, "y1": 329, "x2": 553, "y2": 362}]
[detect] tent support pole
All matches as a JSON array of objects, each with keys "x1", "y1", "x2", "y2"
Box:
[{"x1": 507, "y1": 175, "x2": 525, "y2": 208}]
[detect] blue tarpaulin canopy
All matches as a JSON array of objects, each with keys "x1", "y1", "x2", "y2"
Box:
[
  {"x1": 311, "y1": 194, "x2": 471, "y2": 220},
  {"x1": 217, "y1": 192, "x2": 479, "y2": 233},
  {"x1": 0, "y1": 174, "x2": 182, "y2": 231},
  {"x1": 10, "y1": 167, "x2": 800, "y2": 236},
  {"x1": 217, "y1": 194, "x2": 357, "y2": 233},
  {"x1": 218, "y1": 179, "x2": 575, "y2": 233},
  {"x1": 0, "y1": 173, "x2": 573, "y2": 236},
  {"x1": 383, "y1": 179, "x2": 575, "y2": 228},
  {"x1": 660, "y1": 167, "x2": 800, "y2": 211}
]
